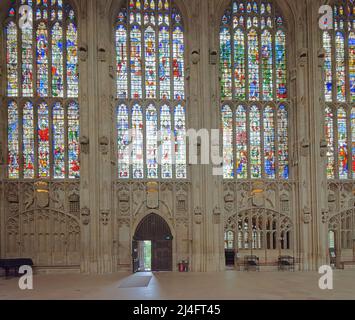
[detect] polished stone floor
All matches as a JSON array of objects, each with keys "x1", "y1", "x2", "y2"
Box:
[{"x1": 0, "y1": 270, "x2": 354, "y2": 300}]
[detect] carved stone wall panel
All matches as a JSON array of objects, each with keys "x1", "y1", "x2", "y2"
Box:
[
  {"x1": 161, "y1": 183, "x2": 174, "y2": 215},
  {"x1": 3, "y1": 181, "x2": 81, "y2": 266}
]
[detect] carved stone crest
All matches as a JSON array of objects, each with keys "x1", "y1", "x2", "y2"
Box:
[
  {"x1": 147, "y1": 182, "x2": 159, "y2": 209},
  {"x1": 302, "y1": 208, "x2": 312, "y2": 224},
  {"x1": 176, "y1": 193, "x2": 187, "y2": 213},
  {"x1": 194, "y1": 207, "x2": 203, "y2": 224},
  {"x1": 80, "y1": 136, "x2": 89, "y2": 154},
  {"x1": 119, "y1": 190, "x2": 130, "y2": 213},
  {"x1": 100, "y1": 211, "x2": 110, "y2": 226},
  {"x1": 213, "y1": 207, "x2": 221, "y2": 225},
  {"x1": 6, "y1": 185, "x2": 19, "y2": 204},
  {"x1": 35, "y1": 182, "x2": 49, "y2": 209},
  {"x1": 224, "y1": 192, "x2": 234, "y2": 211},
  {"x1": 81, "y1": 207, "x2": 90, "y2": 225},
  {"x1": 79, "y1": 44, "x2": 88, "y2": 61}
]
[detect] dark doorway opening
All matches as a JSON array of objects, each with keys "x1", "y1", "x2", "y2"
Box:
[{"x1": 133, "y1": 214, "x2": 173, "y2": 272}]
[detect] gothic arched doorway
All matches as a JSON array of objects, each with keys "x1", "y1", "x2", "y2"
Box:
[{"x1": 132, "y1": 214, "x2": 173, "y2": 273}]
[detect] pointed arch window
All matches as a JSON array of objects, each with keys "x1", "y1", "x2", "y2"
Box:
[
  {"x1": 115, "y1": 0, "x2": 186, "y2": 179},
  {"x1": 220, "y1": 1, "x2": 289, "y2": 180},
  {"x1": 5, "y1": 0, "x2": 79, "y2": 179},
  {"x1": 322, "y1": 1, "x2": 355, "y2": 180}
]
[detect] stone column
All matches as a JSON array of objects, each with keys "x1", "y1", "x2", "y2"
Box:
[
  {"x1": 97, "y1": 0, "x2": 114, "y2": 274},
  {"x1": 188, "y1": 0, "x2": 205, "y2": 272},
  {"x1": 79, "y1": 0, "x2": 101, "y2": 273}
]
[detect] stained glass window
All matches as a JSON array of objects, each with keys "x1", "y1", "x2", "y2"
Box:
[
  {"x1": 36, "y1": 23, "x2": 49, "y2": 97},
  {"x1": 261, "y1": 30, "x2": 273, "y2": 100},
  {"x1": 51, "y1": 22, "x2": 63, "y2": 97},
  {"x1": 117, "y1": 105, "x2": 130, "y2": 178},
  {"x1": 335, "y1": 32, "x2": 346, "y2": 102},
  {"x1": 23, "y1": 101, "x2": 35, "y2": 179},
  {"x1": 221, "y1": 1, "x2": 288, "y2": 180},
  {"x1": 66, "y1": 20, "x2": 78, "y2": 98},
  {"x1": 145, "y1": 27, "x2": 157, "y2": 99},
  {"x1": 116, "y1": 0, "x2": 186, "y2": 179},
  {"x1": 220, "y1": 25, "x2": 232, "y2": 99},
  {"x1": 6, "y1": 21, "x2": 18, "y2": 97},
  {"x1": 146, "y1": 105, "x2": 158, "y2": 178},
  {"x1": 130, "y1": 26, "x2": 143, "y2": 99},
  {"x1": 323, "y1": 32, "x2": 333, "y2": 102},
  {"x1": 132, "y1": 104, "x2": 144, "y2": 179},
  {"x1": 116, "y1": 24, "x2": 128, "y2": 99},
  {"x1": 325, "y1": 107, "x2": 335, "y2": 179},
  {"x1": 8, "y1": 101, "x2": 19, "y2": 179},
  {"x1": 248, "y1": 29, "x2": 259, "y2": 101},
  {"x1": 161, "y1": 105, "x2": 173, "y2": 178},
  {"x1": 22, "y1": 13, "x2": 33, "y2": 97},
  {"x1": 53, "y1": 102, "x2": 65, "y2": 179},
  {"x1": 250, "y1": 106, "x2": 261, "y2": 179},
  {"x1": 38, "y1": 102, "x2": 50, "y2": 178},
  {"x1": 68, "y1": 101, "x2": 80, "y2": 179},
  {"x1": 235, "y1": 105, "x2": 247, "y2": 179},
  {"x1": 264, "y1": 106, "x2": 275, "y2": 178},
  {"x1": 352, "y1": 108, "x2": 355, "y2": 178},
  {"x1": 6, "y1": 1, "x2": 79, "y2": 179},
  {"x1": 222, "y1": 105, "x2": 234, "y2": 179},
  {"x1": 173, "y1": 22, "x2": 185, "y2": 100},
  {"x1": 278, "y1": 105, "x2": 289, "y2": 179},
  {"x1": 337, "y1": 108, "x2": 348, "y2": 179},
  {"x1": 175, "y1": 104, "x2": 187, "y2": 178},
  {"x1": 275, "y1": 30, "x2": 287, "y2": 100},
  {"x1": 323, "y1": 1, "x2": 355, "y2": 180},
  {"x1": 350, "y1": 32, "x2": 355, "y2": 102},
  {"x1": 234, "y1": 29, "x2": 246, "y2": 100},
  {"x1": 220, "y1": 0, "x2": 286, "y2": 102}
]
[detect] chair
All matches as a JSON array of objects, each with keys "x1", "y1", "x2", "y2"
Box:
[
  {"x1": 278, "y1": 255, "x2": 295, "y2": 272},
  {"x1": 244, "y1": 255, "x2": 260, "y2": 272}
]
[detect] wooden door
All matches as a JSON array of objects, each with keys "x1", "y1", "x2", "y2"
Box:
[
  {"x1": 132, "y1": 240, "x2": 139, "y2": 273},
  {"x1": 133, "y1": 214, "x2": 173, "y2": 272},
  {"x1": 152, "y1": 240, "x2": 172, "y2": 271}
]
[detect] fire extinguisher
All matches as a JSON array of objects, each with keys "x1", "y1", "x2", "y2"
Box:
[{"x1": 178, "y1": 262, "x2": 184, "y2": 272}]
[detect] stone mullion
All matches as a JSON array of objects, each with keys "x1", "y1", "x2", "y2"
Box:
[
  {"x1": 34, "y1": 99, "x2": 39, "y2": 179},
  {"x1": 334, "y1": 106, "x2": 340, "y2": 179},
  {"x1": 232, "y1": 105, "x2": 237, "y2": 180},
  {"x1": 32, "y1": 16, "x2": 38, "y2": 99},
  {"x1": 48, "y1": 20, "x2": 53, "y2": 99},
  {"x1": 48, "y1": 100, "x2": 53, "y2": 179},
  {"x1": 142, "y1": 104, "x2": 147, "y2": 179},
  {"x1": 141, "y1": 19, "x2": 147, "y2": 178},
  {"x1": 63, "y1": 17, "x2": 68, "y2": 100},
  {"x1": 127, "y1": 21, "x2": 132, "y2": 104},
  {"x1": 64, "y1": 100, "x2": 69, "y2": 179},
  {"x1": 347, "y1": 106, "x2": 352, "y2": 179},
  {"x1": 260, "y1": 104, "x2": 265, "y2": 179},
  {"x1": 231, "y1": 20, "x2": 236, "y2": 101},
  {"x1": 17, "y1": 101, "x2": 24, "y2": 180},
  {"x1": 157, "y1": 100, "x2": 162, "y2": 181},
  {"x1": 141, "y1": 15, "x2": 147, "y2": 101},
  {"x1": 17, "y1": 13, "x2": 22, "y2": 98},
  {"x1": 246, "y1": 105, "x2": 251, "y2": 179},
  {"x1": 172, "y1": 102, "x2": 176, "y2": 180},
  {"x1": 274, "y1": 104, "x2": 279, "y2": 180},
  {"x1": 169, "y1": 5, "x2": 174, "y2": 103}
]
